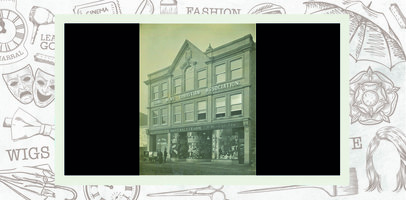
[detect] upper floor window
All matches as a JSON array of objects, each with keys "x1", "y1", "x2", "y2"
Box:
[
  {"x1": 152, "y1": 86, "x2": 159, "y2": 100},
  {"x1": 197, "y1": 69, "x2": 207, "y2": 88},
  {"x1": 185, "y1": 67, "x2": 194, "y2": 91},
  {"x1": 174, "y1": 105, "x2": 181, "y2": 123},
  {"x1": 161, "y1": 108, "x2": 168, "y2": 125},
  {"x1": 174, "y1": 78, "x2": 181, "y2": 94},
  {"x1": 215, "y1": 64, "x2": 226, "y2": 84},
  {"x1": 215, "y1": 97, "x2": 226, "y2": 118},
  {"x1": 197, "y1": 101, "x2": 207, "y2": 120},
  {"x1": 152, "y1": 110, "x2": 158, "y2": 125},
  {"x1": 230, "y1": 94, "x2": 242, "y2": 116},
  {"x1": 184, "y1": 103, "x2": 194, "y2": 122},
  {"x1": 161, "y1": 82, "x2": 168, "y2": 98},
  {"x1": 230, "y1": 58, "x2": 243, "y2": 80}
]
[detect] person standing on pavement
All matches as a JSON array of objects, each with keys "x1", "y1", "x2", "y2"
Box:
[
  {"x1": 158, "y1": 151, "x2": 163, "y2": 164},
  {"x1": 164, "y1": 149, "x2": 168, "y2": 163}
]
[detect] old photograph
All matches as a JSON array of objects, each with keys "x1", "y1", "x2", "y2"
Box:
[{"x1": 139, "y1": 24, "x2": 256, "y2": 175}]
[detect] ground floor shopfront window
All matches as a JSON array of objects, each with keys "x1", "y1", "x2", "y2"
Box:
[
  {"x1": 151, "y1": 127, "x2": 245, "y2": 163},
  {"x1": 170, "y1": 132, "x2": 188, "y2": 159},
  {"x1": 212, "y1": 128, "x2": 244, "y2": 162},
  {"x1": 156, "y1": 134, "x2": 168, "y2": 153},
  {"x1": 187, "y1": 131, "x2": 212, "y2": 159}
]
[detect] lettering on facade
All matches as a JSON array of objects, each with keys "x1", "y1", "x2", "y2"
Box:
[
  {"x1": 206, "y1": 81, "x2": 240, "y2": 93},
  {"x1": 167, "y1": 122, "x2": 243, "y2": 133},
  {"x1": 149, "y1": 122, "x2": 244, "y2": 134},
  {"x1": 179, "y1": 90, "x2": 201, "y2": 99},
  {"x1": 153, "y1": 80, "x2": 241, "y2": 106}
]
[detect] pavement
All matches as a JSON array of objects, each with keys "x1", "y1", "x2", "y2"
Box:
[{"x1": 140, "y1": 160, "x2": 256, "y2": 175}]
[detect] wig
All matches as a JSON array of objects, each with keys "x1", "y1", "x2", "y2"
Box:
[{"x1": 366, "y1": 126, "x2": 406, "y2": 192}]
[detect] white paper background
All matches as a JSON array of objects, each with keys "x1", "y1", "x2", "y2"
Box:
[{"x1": 1, "y1": 0, "x2": 406, "y2": 199}]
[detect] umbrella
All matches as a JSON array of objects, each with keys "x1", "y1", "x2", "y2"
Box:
[
  {"x1": 304, "y1": 0, "x2": 406, "y2": 70},
  {"x1": 0, "y1": 164, "x2": 77, "y2": 200}
]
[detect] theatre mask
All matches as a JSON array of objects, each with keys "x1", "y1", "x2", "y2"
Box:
[
  {"x1": 33, "y1": 69, "x2": 55, "y2": 107},
  {"x1": 3, "y1": 65, "x2": 34, "y2": 104}
]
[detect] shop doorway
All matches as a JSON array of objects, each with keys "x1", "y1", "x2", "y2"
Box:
[
  {"x1": 236, "y1": 128, "x2": 245, "y2": 164},
  {"x1": 187, "y1": 131, "x2": 212, "y2": 159}
]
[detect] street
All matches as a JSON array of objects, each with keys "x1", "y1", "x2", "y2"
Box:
[{"x1": 140, "y1": 161, "x2": 256, "y2": 175}]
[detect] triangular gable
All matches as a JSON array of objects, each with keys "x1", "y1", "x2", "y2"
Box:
[{"x1": 167, "y1": 40, "x2": 209, "y2": 75}]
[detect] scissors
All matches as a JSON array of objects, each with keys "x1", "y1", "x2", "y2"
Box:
[{"x1": 147, "y1": 185, "x2": 229, "y2": 200}]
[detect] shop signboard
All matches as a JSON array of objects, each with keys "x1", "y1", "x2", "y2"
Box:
[
  {"x1": 148, "y1": 121, "x2": 244, "y2": 134},
  {"x1": 169, "y1": 121, "x2": 243, "y2": 133}
]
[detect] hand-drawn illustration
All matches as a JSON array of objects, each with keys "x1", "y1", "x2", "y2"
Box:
[
  {"x1": 350, "y1": 136, "x2": 362, "y2": 149},
  {"x1": 0, "y1": 0, "x2": 28, "y2": 65},
  {"x1": 39, "y1": 33, "x2": 54, "y2": 50},
  {"x1": 366, "y1": 126, "x2": 406, "y2": 192},
  {"x1": 148, "y1": 185, "x2": 228, "y2": 200},
  {"x1": 73, "y1": 0, "x2": 122, "y2": 14},
  {"x1": 304, "y1": 0, "x2": 406, "y2": 70},
  {"x1": 29, "y1": 6, "x2": 54, "y2": 44},
  {"x1": 3, "y1": 65, "x2": 55, "y2": 107},
  {"x1": 389, "y1": 3, "x2": 406, "y2": 29},
  {"x1": 239, "y1": 168, "x2": 358, "y2": 197},
  {"x1": 349, "y1": 67, "x2": 399, "y2": 125},
  {"x1": 160, "y1": 0, "x2": 177, "y2": 14},
  {"x1": 247, "y1": 2, "x2": 286, "y2": 14},
  {"x1": 2, "y1": 64, "x2": 34, "y2": 104},
  {"x1": 135, "y1": 0, "x2": 154, "y2": 14},
  {"x1": 0, "y1": 164, "x2": 77, "y2": 200},
  {"x1": 3, "y1": 108, "x2": 55, "y2": 141},
  {"x1": 84, "y1": 185, "x2": 140, "y2": 200},
  {"x1": 33, "y1": 68, "x2": 55, "y2": 108},
  {"x1": 34, "y1": 53, "x2": 55, "y2": 65},
  {"x1": 186, "y1": 7, "x2": 241, "y2": 14}
]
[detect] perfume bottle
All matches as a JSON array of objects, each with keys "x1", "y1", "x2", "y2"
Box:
[{"x1": 160, "y1": 0, "x2": 177, "y2": 14}]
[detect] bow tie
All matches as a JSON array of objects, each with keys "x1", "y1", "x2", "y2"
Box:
[{"x1": 3, "y1": 108, "x2": 54, "y2": 141}]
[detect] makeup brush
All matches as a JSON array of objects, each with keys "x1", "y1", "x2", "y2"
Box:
[
  {"x1": 239, "y1": 168, "x2": 358, "y2": 197},
  {"x1": 160, "y1": 0, "x2": 177, "y2": 14}
]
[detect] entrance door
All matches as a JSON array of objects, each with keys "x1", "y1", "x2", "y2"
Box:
[{"x1": 237, "y1": 128, "x2": 244, "y2": 164}]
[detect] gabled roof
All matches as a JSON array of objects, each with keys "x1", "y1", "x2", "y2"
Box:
[
  {"x1": 145, "y1": 39, "x2": 209, "y2": 85},
  {"x1": 144, "y1": 34, "x2": 255, "y2": 85},
  {"x1": 167, "y1": 39, "x2": 209, "y2": 74}
]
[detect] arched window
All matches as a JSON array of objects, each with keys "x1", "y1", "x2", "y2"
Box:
[{"x1": 185, "y1": 66, "x2": 194, "y2": 91}]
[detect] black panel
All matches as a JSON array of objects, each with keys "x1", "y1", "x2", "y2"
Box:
[
  {"x1": 255, "y1": 24, "x2": 341, "y2": 175},
  {"x1": 64, "y1": 23, "x2": 140, "y2": 175}
]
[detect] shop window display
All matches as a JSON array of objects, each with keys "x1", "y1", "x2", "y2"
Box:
[
  {"x1": 212, "y1": 128, "x2": 243, "y2": 160},
  {"x1": 156, "y1": 134, "x2": 167, "y2": 153},
  {"x1": 170, "y1": 133, "x2": 188, "y2": 159},
  {"x1": 187, "y1": 132, "x2": 212, "y2": 159}
]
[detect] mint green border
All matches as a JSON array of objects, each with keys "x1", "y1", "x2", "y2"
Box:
[{"x1": 55, "y1": 14, "x2": 349, "y2": 185}]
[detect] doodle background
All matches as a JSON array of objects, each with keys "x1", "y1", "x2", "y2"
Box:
[{"x1": 0, "y1": 0, "x2": 406, "y2": 199}]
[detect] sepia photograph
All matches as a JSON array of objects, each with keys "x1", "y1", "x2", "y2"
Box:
[{"x1": 139, "y1": 24, "x2": 256, "y2": 175}]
